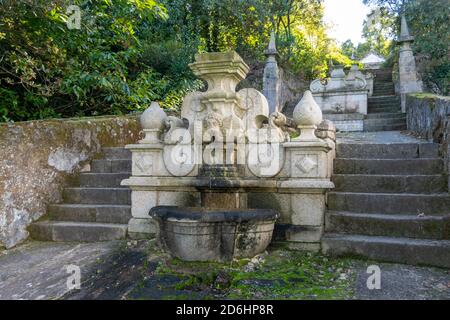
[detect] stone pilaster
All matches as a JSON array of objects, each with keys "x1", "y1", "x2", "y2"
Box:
[{"x1": 397, "y1": 15, "x2": 423, "y2": 112}]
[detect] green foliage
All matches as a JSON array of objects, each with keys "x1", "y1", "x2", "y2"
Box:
[
  {"x1": 0, "y1": 0, "x2": 353, "y2": 122},
  {"x1": 362, "y1": 8, "x2": 396, "y2": 58},
  {"x1": 405, "y1": 0, "x2": 449, "y2": 95},
  {"x1": 0, "y1": 0, "x2": 198, "y2": 122},
  {"x1": 364, "y1": 0, "x2": 450, "y2": 95}
]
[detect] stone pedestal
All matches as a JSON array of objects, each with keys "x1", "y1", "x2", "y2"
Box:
[{"x1": 279, "y1": 139, "x2": 333, "y2": 250}]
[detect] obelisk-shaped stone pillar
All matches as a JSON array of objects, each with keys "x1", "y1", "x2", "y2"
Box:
[
  {"x1": 397, "y1": 15, "x2": 422, "y2": 112},
  {"x1": 263, "y1": 32, "x2": 280, "y2": 114}
]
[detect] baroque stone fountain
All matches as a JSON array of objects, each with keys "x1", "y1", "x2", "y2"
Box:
[{"x1": 122, "y1": 51, "x2": 336, "y2": 261}]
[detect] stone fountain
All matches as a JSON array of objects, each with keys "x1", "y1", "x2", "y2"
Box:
[{"x1": 122, "y1": 51, "x2": 335, "y2": 261}]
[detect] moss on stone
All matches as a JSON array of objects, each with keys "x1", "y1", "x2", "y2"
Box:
[
  {"x1": 151, "y1": 248, "x2": 356, "y2": 300},
  {"x1": 0, "y1": 114, "x2": 142, "y2": 248},
  {"x1": 408, "y1": 93, "x2": 450, "y2": 101}
]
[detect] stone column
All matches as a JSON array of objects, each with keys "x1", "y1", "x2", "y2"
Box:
[
  {"x1": 397, "y1": 15, "x2": 423, "y2": 112},
  {"x1": 263, "y1": 32, "x2": 280, "y2": 114}
]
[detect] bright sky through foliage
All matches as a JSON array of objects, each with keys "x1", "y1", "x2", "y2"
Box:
[{"x1": 324, "y1": 0, "x2": 372, "y2": 45}]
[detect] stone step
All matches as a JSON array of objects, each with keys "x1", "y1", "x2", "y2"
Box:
[
  {"x1": 369, "y1": 97, "x2": 400, "y2": 102},
  {"x1": 368, "y1": 100, "x2": 400, "y2": 106},
  {"x1": 368, "y1": 105, "x2": 401, "y2": 111},
  {"x1": 322, "y1": 234, "x2": 450, "y2": 268},
  {"x1": 368, "y1": 104, "x2": 399, "y2": 109},
  {"x1": 71, "y1": 173, "x2": 130, "y2": 188},
  {"x1": 363, "y1": 118, "x2": 406, "y2": 126},
  {"x1": 373, "y1": 92, "x2": 396, "y2": 97},
  {"x1": 368, "y1": 95, "x2": 399, "y2": 102},
  {"x1": 374, "y1": 85, "x2": 394, "y2": 90},
  {"x1": 47, "y1": 204, "x2": 131, "y2": 224},
  {"x1": 373, "y1": 71, "x2": 392, "y2": 77},
  {"x1": 332, "y1": 174, "x2": 447, "y2": 193},
  {"x1": 334, "y1": 158, "x2": 444, "y2": 175},
  {"x1": 368, "y1": 104, "x2": 400, "y2": 110},
  {"x1": 62, "y1": 188, "x2": 131, "y2": 205},
  {"x1": 374, "y1": 87, "x2": 395, "y2": 91},
  {"x1": 368, "y1": 100, "x2": 400, "y2": 105},
  {"x1": 364, "y1": 124, "x2": 407, "y2": 132},
  {"x1": 324, "y1": 113, "x2": 365, "y2": 121},
  {"x1": 91, "y1": 159, "x2": 131, "y2": 173},
  {"x1": 336, "y1": 142, "x2": 439, "y2": 159},
  {"x1": 367, "y1": 108, "x2": 402, "y2": 114},
  {"x1": 29, "y1": 221, "x2": 128, "y2": 242},
  {"x1": 365, "y1": 113, "x2": 405, "y2": 119},
  {"x1": 327, "y1": 192, "x2": 450, "y2": 215},
  {"x1": 101, "y1": 147, "x2": 131, "y2": 160},
  {"x1": 325, "y1": 211, "x2": 449, "y2": 240},
  {"x1": 373, "y1": 87, "x2": 395, "y2": 92},
  {"x1": 368, "y1": 108, "x2": 401, "y2": 114},
  {"x1": 374, "y1": 76, "x2": 393, "y2": 80}
]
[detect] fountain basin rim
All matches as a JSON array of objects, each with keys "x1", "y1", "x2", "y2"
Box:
[{"x1": 149, "y1": 206, "x2": 279, "y2": 223}]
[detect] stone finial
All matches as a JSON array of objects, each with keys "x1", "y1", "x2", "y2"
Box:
[
  {"x1": 293, "y1": 91, "x2": 323, "y2": 141},
  {"x1": 399, "y1": 15, "x2": 414, "y2": 43},
  {"x1": 263, "y1": 31, "x2": 280, "y2": 114},
  {"x1": 397, "y1": 14, "x2": 422, "y2": 112},
  {"x1": 265, "y1": 31, "x2": 278, "y2": 56},
  {"x1": 140, "y1": 102, "x2": 167, "y2": 143}
]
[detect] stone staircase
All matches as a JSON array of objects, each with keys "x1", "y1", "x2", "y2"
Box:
[
  {"x1": 29, "y1": 148, "x2": 131, "y2": 242},
  {"x1": 323, "y1": 136, "x2": 450, "y2": 268},
  {"x1": 364, "y1": 69, "x2": 406, "y2": 132}
]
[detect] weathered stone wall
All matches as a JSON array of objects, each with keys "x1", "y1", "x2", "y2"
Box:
[
  {"x1": 238, "y1": 62, "x2": 308, "y2": 116},
  {"x1": 406, "y1": 93, "x2": 450, "y2": 179},
  {"x1": 278, "y1": 68, "x2": 309, "y2": 116},
  {"x1": 0, "y1": 115, "x2": 141, "y2": 248}
]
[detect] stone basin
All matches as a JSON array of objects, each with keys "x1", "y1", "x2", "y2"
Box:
[{"x1": 149, "y1": 206, "x2": 279, "y2": 262}]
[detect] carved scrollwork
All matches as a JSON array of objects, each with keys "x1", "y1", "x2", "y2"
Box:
[
  {"x1": 344, "y1": 75, "x2": 367, "y2": 90},
  {"x1": 247, "y1": 142, "x2": 284, "y2": 178},
  {"x1": 237, "y1": 88, "x2": 269, "y2": 133},
  {"x1": 310, "y1": 79, "x2": 326, "y2": 93},
  {"x1": 163, "y1": 116, "x2": 188, "y2": 144}
]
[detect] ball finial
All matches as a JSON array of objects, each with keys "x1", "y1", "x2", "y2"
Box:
[
  {"x1": 140, "y1": 102, "x2": 167, "y2": 143},
  {"x1": 292, "y1": 91, "x2": 323, "y2": 142}
]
